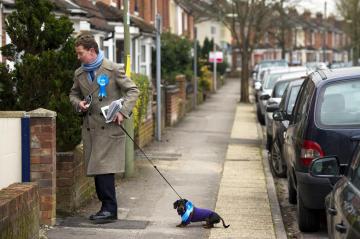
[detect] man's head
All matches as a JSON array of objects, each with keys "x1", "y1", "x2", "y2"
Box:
[{"x1": 75, "y1": 34, "x2": 99, "y2": 64}]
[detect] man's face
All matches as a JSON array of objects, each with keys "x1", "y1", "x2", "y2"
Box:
[{"x1": 75, "y1": 45, "x2": 97, "y2": 64}]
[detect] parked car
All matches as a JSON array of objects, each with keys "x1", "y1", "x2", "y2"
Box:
[
  {"x1": 277, "y1": 67, "x2": 360, "y2": 232},
  {"x1": 265, "y1": 71, "x2": 307, "y2": 150},
  {"x1": 256, "y1": 66, "x2": 306, "y2": 125},
  {"x1": 310, "y1": 151, "x2": 360, "y2": 239},
  {"x1": 268, "y1": 78, "x2": 304, "y2": 177}
]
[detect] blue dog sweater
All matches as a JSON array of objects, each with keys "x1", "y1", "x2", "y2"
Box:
[{"x1": 184, "y1": 206, "x2": 215, "y2": 224}]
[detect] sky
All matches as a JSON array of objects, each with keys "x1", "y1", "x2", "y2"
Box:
[{"x1": 292, "y1": 0, "x2": 338, "y2": 17}]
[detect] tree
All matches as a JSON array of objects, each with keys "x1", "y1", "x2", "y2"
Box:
[
  {"x1": 1, "y1": 0, "x2": 81, "y2": 151},
  {"x1": 337, "y1": 0, "x2": 360, "y2": 65},
  {"x1": 179, "y1": 0, "x2": 272, "y2": 102}
]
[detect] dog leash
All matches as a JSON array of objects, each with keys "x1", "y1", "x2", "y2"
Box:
[{"x1": 120, "y1": 125, "x2": 183, "y2": 199}]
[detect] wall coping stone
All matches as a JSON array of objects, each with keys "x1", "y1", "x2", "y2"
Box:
[
  {"x1": 0, "y1": 111, "x2": 27, "y2": 118},
  {"x1": 28, "y1": 108, "x2": 57, "y2": 118},
  {"x1": 165, "y1": 85, "x2": 179, "y2": 93}
]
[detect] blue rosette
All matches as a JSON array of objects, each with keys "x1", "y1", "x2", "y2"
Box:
[{"x1": 97, "y1": 74, "x2": 109, "y2": 98}]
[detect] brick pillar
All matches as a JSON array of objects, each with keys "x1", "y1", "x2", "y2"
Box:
[
  {"x1": 176, "y1": 75, "x2": 186, "y2": 102},
  {"x1": 165, "y1": 85, "x2": 179, "y2": 126},
  {"x1": 176, "y1": 75, "x2": 186, "y2": 119},
  {"x1": 28, "y1": 108, "x2": 56, "y2": 225}
]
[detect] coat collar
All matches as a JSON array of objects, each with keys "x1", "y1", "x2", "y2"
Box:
[{"x1": 77, "y1": 58, "x2": 114, "y2": 94}]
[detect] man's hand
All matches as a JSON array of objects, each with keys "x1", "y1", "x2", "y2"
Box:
[
  {"x1": 79, "y1": 100, "x2": 89, "y2": 112},
  {"x1": 113, "y1": 112, "x2": 124, "y2": 125}
]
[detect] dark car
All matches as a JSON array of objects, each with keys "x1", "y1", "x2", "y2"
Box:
[
  {"x1": 268, "y1": 79, "x2": 304, "y2": 177},
  {"x1": 276, "y1": 67, "x2": 360, "y2": 232},
  {"x1": 310, "y1": 149, "x2": 360, "y2": 239}
]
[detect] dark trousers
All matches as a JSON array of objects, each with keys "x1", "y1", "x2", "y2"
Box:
[{"x1": 94, "y1": 174, "x2": 117, "y2": 214}]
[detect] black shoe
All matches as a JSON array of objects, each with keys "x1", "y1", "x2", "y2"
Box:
[{"x1": 89, "y1": 210, "x2": 117, "y2": 223}]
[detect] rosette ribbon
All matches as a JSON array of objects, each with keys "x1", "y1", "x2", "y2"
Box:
[{"x1": 97, "y1": 74, "x2": 109, "y2": 98}]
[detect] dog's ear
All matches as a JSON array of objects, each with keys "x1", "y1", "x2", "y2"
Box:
[{"x1": 173, "y1": 200, "x2": 179, "y2": 209}]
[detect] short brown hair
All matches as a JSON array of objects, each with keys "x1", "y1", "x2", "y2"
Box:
[{"x1": 75, "y1": 34, "x2": 99, "y2": 54}]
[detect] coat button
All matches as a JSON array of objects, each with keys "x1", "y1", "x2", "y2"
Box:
[
  {"x1": 101, "y1": 126, "x2": 105, "y2": 130},
  {"x1": 99, "y1": 98, "x2": 103, "y2": 102},
  {"x1": 87, "y1": 128, "x2": 90, "y2": 131},
  {"x1": 88, "y1": 112, "x2": 92, "y2": 116}
]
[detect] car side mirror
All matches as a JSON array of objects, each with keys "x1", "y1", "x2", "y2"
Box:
[
  {"x1": 266, "y1": 103, "x2": 279, "y2": 112},
  {"x1": 254, "y1": 81, "x2": 262, "y2": 90},
  {"x1": 259, "y1": 94, "x2": 270, "y2": 100},
  {"x1": 273, "y1": 110, "x2": 285, "y2": 121},
  {"x1": 309, "y1": 156, "x2": 340, "y2": 178}
]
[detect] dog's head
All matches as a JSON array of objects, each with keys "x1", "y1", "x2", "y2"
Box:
[{"x1": 173, "y1": 199, "x2": 188, "y2": 216}]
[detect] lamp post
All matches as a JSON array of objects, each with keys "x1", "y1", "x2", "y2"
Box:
[
  {"x1": 323, "y1": 1, "x2": 327, "y2": 63},
  {"x1": 123, "y1": 0, "x2": 135, "y2": 177}
]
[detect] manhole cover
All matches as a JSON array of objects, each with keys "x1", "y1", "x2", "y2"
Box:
[{"x1": 57, "y1": 217, "x2": 149, "y2": 229}]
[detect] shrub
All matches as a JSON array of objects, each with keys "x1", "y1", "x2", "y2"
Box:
[
  {"x1": 1, "y1": 0, "x2": 81, "y2": 151},
  {"x1": 153, "y1": 32, "x2": 192, "y2": 85},
  {"x1": 131, "y1": 73, "x2": 150, "y2": 135}
]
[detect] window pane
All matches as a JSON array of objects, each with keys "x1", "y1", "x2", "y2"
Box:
[
  {"x1": 287, "y1": 85, "x2": 301, "y2": 114},
  {"x1": 274, "y1": 81, "x2": 290, "y2": 98},
  {"x1": 318, "y1": 79, "x2": 360, "y2": 126},
  {"x1": 141, "y1": 45, "x2": 146, "y2": 63}
]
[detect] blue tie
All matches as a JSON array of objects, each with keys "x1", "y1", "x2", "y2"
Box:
[{"x1": 89, "y1": 71, "x2": 95, "y2": 82}]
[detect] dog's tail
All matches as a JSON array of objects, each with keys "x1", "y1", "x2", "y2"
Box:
[{"x1": 220, "y1": 217, "x2": 230, "y2": 228}]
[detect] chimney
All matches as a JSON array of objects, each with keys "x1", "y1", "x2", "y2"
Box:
[
  {"x1": 316, "y1": 12, "x2": 323, "y2": 22},
  {"x1": 302, "y1": 10, "x2": 311, "y2": 21}
]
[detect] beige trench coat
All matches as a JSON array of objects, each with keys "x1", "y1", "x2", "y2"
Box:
[{"x1": 69, "y1": 59, "x2": 139, "y2": 176}]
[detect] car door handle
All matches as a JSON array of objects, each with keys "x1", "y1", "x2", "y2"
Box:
[
  {"x1": 335, "y1": 223, "x2": 347, "y2": 233},
  {"x1": 327, "y1": 207, "x2": 337, "y2": 216}
]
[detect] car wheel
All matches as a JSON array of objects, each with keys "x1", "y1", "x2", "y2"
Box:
[
  {"x1": 288, "y1": 174, "x2": 297, "y2": 204},
  {"x1": 270, "y1": 141, "x2": 286, "y2": 178},
  {"x1": 256, "y1": 104, "x2": 265, "y2": 125},
  {"x1": 297, "y1": 190, "x2": 320, "y2": 232}
]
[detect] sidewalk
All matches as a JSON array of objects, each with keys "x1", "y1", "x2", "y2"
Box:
[
  {"x1": 209, "y1": 103, "x2": 282, "y2": 239},
  {"x1": 47, "y1": 78, "x2": 285, "y2": 239}
]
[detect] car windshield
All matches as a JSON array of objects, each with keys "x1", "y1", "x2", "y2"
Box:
[
  {"x1": 264, "y1": 73, "x2": 285, "y2": 89},
  {"x1": 273, "y1": 81, "x2": 290, "y2": 98},
  {"x1": 317, "y1": 79, "x2": 360, "y2": 126},
  {"x1": 287, "y1": 85, "x2": 301, "y2": 114}
]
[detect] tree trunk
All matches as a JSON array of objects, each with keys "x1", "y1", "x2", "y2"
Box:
[
  {"x1": 240, "y1": 52, "x2": 250, "y2": 103},
  {"x1": 353, "y1": 45, "x2": 359, "y2": 66}
]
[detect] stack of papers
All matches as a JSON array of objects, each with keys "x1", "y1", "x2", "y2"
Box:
[{"x1": 101, "y1": 99, "x2": 124, "y2": 123}]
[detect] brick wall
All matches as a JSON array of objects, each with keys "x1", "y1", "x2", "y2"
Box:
[
  {"x1": 165, "y1": 85, "x2": 179, "y2": 126},
  {"x1": 56, "y1": 145, "x2": 95, "y2": 215},
  {"x1": 135, "y1": 117, "x2": 153, "y2": 148},
  {"x1": 28, "y1": 108, "x2": 57, "y2": 226},
  {"x1": 0, "y1": 183, "x2": 39, "y2": 239}
]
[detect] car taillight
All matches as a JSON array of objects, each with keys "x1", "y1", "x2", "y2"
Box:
[{"x1": 300, "y1": 140, "x2": 324, "y2": 166}]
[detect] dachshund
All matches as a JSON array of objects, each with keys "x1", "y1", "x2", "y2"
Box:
[{"x1": 173, "y1": 199, "x2": 230, "y2": 229}]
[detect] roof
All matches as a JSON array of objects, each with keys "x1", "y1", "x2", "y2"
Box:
[
  {"x1": 49, "y1": 0, "x2": 87, "y2": 16},
  {"x1": 320, "y1": 67, "x2": 360, "y2": 79},
  {"x1": 72, "y1": 0, "x2": 114, "y2": 32},
  {"x1": 96, "y1": 2, "x2": 155, "y2": 34}
]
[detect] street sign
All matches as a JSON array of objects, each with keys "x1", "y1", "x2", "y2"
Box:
[{"x1": 209, "y1": 51, "x2": 223, "y2": 63}]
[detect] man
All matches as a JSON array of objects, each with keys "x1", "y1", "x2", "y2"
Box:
[{"x1": 69, "y1": 34, "x2": 139, "y2": 222}]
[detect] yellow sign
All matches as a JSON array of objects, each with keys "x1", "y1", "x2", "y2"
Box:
[{"x1": 125, "y1": 54, "x2": 131, "y2": 77}]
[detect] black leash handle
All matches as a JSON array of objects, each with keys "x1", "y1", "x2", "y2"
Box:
[{"x1": 120, "y1": 125, "x2": 182, "y2": 199}]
